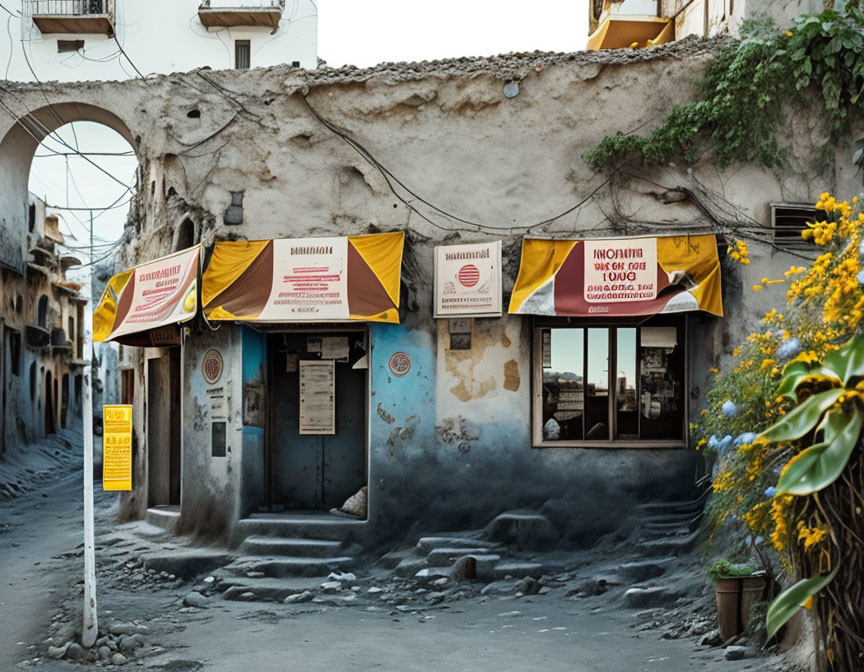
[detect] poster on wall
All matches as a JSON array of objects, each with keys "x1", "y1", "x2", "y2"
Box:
[
  {"x1": 434, "y1": 241, "x2": 502, "y2": 318},
  {"x1": 299, "y1": 360, "x2": 335, "y2": 435},
  {"x1": 103, "y1": 405, "x2": 132, "y2": 491}
]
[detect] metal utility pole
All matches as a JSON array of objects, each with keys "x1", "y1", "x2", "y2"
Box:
[{"x1": 82, "y1": 209, "x2": 98, "y2": 648}]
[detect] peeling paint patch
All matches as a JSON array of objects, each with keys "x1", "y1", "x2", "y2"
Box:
[
  {"x1": 436, "y1": 416, "x2": 480, "y2": 447},
  {"x1": 376, "y1": 402, "x2": 395, "y2": 424},
  {"x1": 501, "y1": 332, "x2": 511, "y2": 348},
  {"x1": 449, "y1": 381, "x2": 471, "y2": 403},
  {"x1": 503, "y1": 359, "x2": 520, "y2": 392}
]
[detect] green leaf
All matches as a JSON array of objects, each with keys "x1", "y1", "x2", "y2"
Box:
[
  {"x1": 766, "y1": 571, "x2": 837, "y2": 639},
  {"x1": 823, "y1": 337, "x2": 864, "y2": 385},
  {"x1": 776, "y1": 408, "x2": 864, "y2": 495},
  {"x1": 759, "y1": 388, "x2": 844, "y2": 443}
]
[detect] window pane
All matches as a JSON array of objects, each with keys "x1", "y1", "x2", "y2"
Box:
[
  {"x1": 639, "y1": 325, "x2": 684, "y2": 440},
  {"x1": 616, "y1": 328, "x2": 638, "y2": 438},
  {"x1": 541, "y1": 329, "x2": 584, "y2": 441},
  {"x1": 585, "y1": 328, "x2": 609, "y2": 440}
]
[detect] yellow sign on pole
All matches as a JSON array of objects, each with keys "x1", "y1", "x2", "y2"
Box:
[{"x1": 103, "y1": 405, "x2": 133, "y2": 491}]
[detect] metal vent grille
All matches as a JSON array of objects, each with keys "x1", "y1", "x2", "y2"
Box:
[{"x1": 770, "y1": 202, "x2": 825, "y2": 250}]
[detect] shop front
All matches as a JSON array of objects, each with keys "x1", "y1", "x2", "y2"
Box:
[
  {"x1": 201, "y1": 233, "x2": 403, "y2": 519},
  {"x1": 509, "y1": 234, "x2": 722, "y2": 450}
]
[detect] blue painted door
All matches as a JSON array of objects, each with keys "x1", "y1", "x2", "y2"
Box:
[{"x1": 269, "y1": 332, "x2": 367, "y2": 510}]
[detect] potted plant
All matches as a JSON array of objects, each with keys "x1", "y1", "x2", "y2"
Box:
[{"x1": 707, "y1": 559, "x2": 767, "y2": 641}]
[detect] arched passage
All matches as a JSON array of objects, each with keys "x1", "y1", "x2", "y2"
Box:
[{"x1": 0, "y1": 102, "x2": 139, "y2": 273}]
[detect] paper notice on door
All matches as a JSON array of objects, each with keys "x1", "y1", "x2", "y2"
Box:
[
  {"x1": 299, "y1": 360, "x2": 335, "y2": 435},
  {"x1": 321, "y1": 336, "x2": 349, "y2": 361}
]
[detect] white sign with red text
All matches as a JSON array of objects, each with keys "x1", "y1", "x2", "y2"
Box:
[
  {"x1": 110, "y1": 246, "x2": 200, "y2": 340},
  {"x1": 583, "y1": 238, "x2": 657, "y2": 304},
  {"x1": 434, "y1": 241, "x2": 502, "y2": 318},
  {"x1": 257, "y1": 237, "x2": 350, "y2": 321}
]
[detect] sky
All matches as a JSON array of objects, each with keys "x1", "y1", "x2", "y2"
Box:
[
  {"x1": 27, "y1": 1, "x2": 589, "y2": 249},
  {"x1": 317, "y1": 1, "x2": 588, "y2": 67}
]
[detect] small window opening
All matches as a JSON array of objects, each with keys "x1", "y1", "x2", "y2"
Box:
[
  {"x1": 29, "y1": 362, "x2": 36, "y2": 400},
  {"x1": 37, "y1": 295, "x2": 49, "y2": 329},
  {"x1": 28, "y1": 203, "x2": 36, "y2": 232},
  {"x1": 235, "y1": 40, "x2": 251, "y2": 70},
  {"x1": 187, "y1": 109, "x2": 201, "y2": 119},
  {"x1": 57, "y1": 40, "x2": 85, "y2": 53},
  {"x1": 9, "y1": 330, "x2": 21, "y2": 377}
]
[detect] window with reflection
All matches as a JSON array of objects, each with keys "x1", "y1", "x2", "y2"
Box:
[{"x1": 535, "y1": 318, "x2": 685, "y2": 445}]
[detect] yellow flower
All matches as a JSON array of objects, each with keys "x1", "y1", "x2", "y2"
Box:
[{"x1": 786, "y1": 30, "x2": 793, "y2": 37}]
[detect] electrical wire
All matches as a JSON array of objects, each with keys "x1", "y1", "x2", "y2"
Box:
[
  {"x1": 111, "y1": 33, "x2": 145, "y2": 80},
  {"x1": 301, "y1": 95, "x2": 616, "y2": 235}
]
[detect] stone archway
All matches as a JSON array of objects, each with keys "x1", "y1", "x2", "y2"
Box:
[{"x1": 0, "y1": 102, "x2": 139, "y2": 273}]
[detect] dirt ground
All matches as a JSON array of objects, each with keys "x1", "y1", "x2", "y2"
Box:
[{"x1": 1, "y1": 464, "x2": 787, "y2": 672}]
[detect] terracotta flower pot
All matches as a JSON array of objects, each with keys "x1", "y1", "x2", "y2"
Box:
[{"x1": 714, "y1": 576, "x2": 767, "y2": 641}]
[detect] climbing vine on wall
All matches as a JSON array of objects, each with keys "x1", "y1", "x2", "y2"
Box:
[{"x1": 585, "y1": 5, "x2": 864, "y2": 170}]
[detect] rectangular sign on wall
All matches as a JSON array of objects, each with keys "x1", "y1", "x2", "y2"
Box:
[
  {"x1": 298, "y1": 360, "x2": 335, "y2": 435},
  {"x1": 103, "y1": 405, "x2": 133, "y2": 491},
  {"x1": 434, "y1": 241, "x2": 502, "y2": 318}
]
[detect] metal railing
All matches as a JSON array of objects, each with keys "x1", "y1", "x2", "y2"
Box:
[
  {"x1": 199, "y1": 0, "x2": 285, "y2": 8},
  {"x1": 29, "y1": 0, "x2": 114, "y2": 16}
]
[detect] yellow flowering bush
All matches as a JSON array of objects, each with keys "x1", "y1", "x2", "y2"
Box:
[{"x1": 698, "y1": 194, "x2": 864, "y2": 667}]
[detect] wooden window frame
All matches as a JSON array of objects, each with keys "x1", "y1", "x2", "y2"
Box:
[
  {"x1": 531, "y1": 316, "x2": 688, "y2": 449},
  {"x1": 235, "y1": 39, "x2": 251, "y2": 70}
]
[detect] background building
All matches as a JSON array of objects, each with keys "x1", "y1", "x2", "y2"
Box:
[{"x1": 1, "y1": 0, "x2": 318, "y2": 82}]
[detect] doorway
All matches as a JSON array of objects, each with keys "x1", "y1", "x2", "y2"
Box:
[
  {"x1": 45, "y1": 371, "x2": 55, "y2": 434},
  {"x1": 147, "y1": 348, "x2": 181, "y2": 507},
  {"x1": 266, "y1": 329, "x2": 368, "y2": 511}
]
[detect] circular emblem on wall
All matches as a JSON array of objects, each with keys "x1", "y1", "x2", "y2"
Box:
[
  {"x1": 388, "y1": 352, "x2": 411, "y2": 377},
  {"x1": 457, "y1": 264, "x2": 480, "y2": 288},
  {"x1": 202, "y1": 349, "x2": 224, "y2": 384}
]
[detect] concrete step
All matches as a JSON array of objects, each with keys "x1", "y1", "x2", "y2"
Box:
[
  {"x1": 145, "y1": 506, "x2": 181, "y2": 533},
  {"x1": 236, "y1": 513, "x2": 366, "y2": 542},
  {"x1": 224, "y1": 555, "x2": 354, "y2": 578},
  {"x1": 239, "y1": 536, "x2": 342, "y2": 557},
  {"x1": 415, "y1": 536, "x2": 496, "y2": 555},
  {"x1": 638, "y1": 530, "x2": 701, "y2": 556}
]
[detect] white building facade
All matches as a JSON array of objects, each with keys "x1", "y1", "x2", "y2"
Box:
[{"x1": 2, "y1": 0, "x2": 318, "y2": 83}]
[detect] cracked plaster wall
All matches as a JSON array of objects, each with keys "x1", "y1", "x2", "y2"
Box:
[{"x1": 2, "y1": 39, "x2": 860, "y2": 541}]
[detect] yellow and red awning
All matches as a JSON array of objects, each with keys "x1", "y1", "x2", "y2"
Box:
[
  {"x1": 508, "y1": 234, "x2": 722, "y2": 318},
  {"x1": 94, "y1": 245, "x2": 201, "y2": 345},
  {"x1": 202, "y1": 232, "x2": 404, "y2": 324}
]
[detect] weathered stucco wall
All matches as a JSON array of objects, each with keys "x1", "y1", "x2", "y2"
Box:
[{"x1": 2, "y1": 38, "x2": 858, "y2": 542}]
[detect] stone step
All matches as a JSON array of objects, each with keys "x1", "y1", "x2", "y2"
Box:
[
  {"x1": 415, "y1": 536, "x2": 496, "y2": 555},
  {"x1": 142, "y1": 549, "x2": 234, "y2": 580},
  {"x1": 224, "y1": 555, "x2": 354, "y2": 578},
  {"x1": 239, "y1": 536, "x2": 342, "y2": 558},
  {"x1": 235, "y1": 513, "x2": 366, "y2": 542},
  {"x1": 484, "y1": 512, "x2": 558, "y2": 550},
  {"x1": 221, "y1": 576, "x2": 321, "y2": 602},
  {"x1": 426, "y1": 547, "x2": 496, "y2": 564},
  {"x1": 145, "y1": 506, "x2": 180, "y2": 533},
  {"x1": 492, "y1": 561, "x2": 545, "y2": 580},
  {"x1": 617, "y1": 557, "x2": 678, "y2": 582},
  {"x1": 638, "y1": 530, "x2": 701, "y2": 556},
  {"x1": 635, "y1": 499, "x2": 704, "y2": 516},
  {"x1": 642, "y1": 515, "x2": 700, "y2": 532}
]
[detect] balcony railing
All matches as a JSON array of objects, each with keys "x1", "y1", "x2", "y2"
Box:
[{"x1": 29, "y1": 0, "x2": 115, "y2": 36}]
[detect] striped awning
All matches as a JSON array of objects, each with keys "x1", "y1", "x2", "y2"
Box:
[
  {"x1": 508, "y1": 234, "x2": 722, "y2": 318},
  {"x1": 202, "y1": 232, "x2": 404, "y2": 324},
  {"x1": 93, "y1": 245, "x2": 201, "y2": 345}
]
